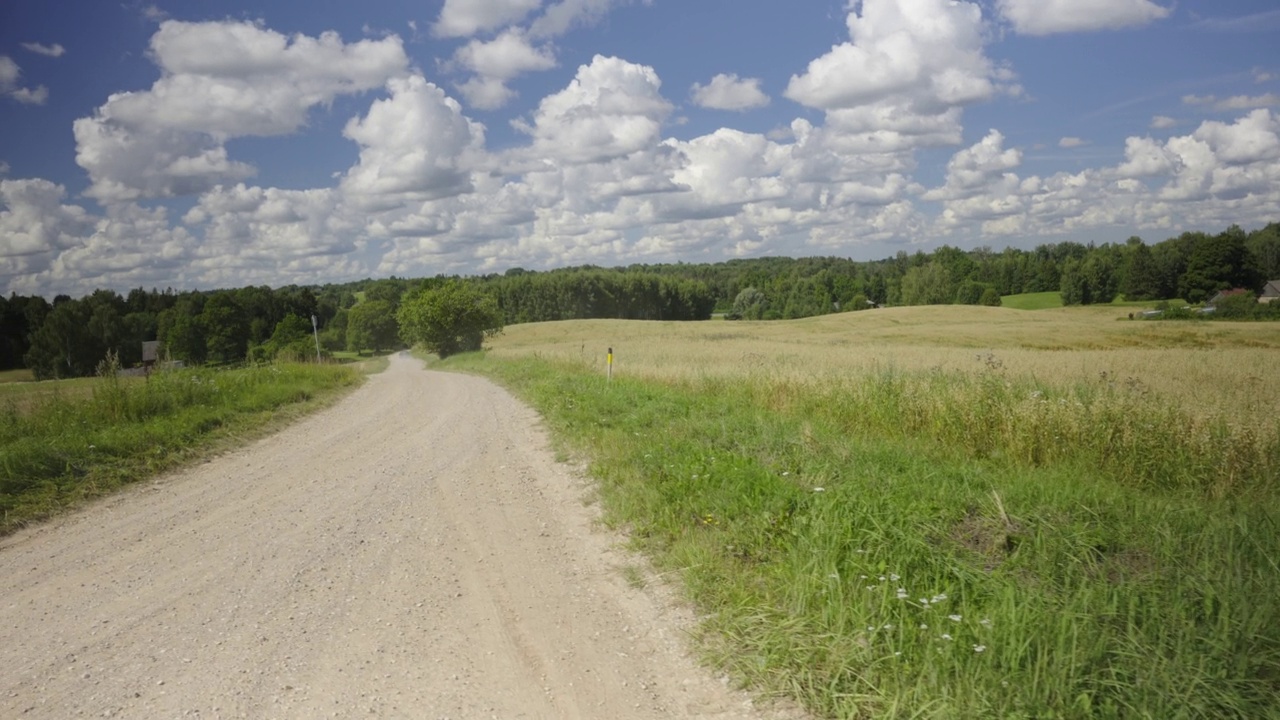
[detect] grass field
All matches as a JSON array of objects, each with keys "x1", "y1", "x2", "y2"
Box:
[
  {"x1": 482, "y1": 305, "x2": 1280, "y2": 428},
  {"x1": 0, "y1": 360, "x2": 363, "y2": 534},
  {"x1": 439, "y1": 305, "x2": 1280, "y2": 719},
  {"x1": 1000, "y1": 292, "x2": 1064, "y2": 310},
  {"x1": 0, "y1": 369, "x2": 35, "y2": 384},
  {"x1": 1001, "y1": 292, "x2": 1187, "y2": 311}
]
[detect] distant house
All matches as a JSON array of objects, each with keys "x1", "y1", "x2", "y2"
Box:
[
  {"x1": 1261, "y1": 280, "x2": 1280, "y2": 305},
  {"x1": 1207, "y1": 288, "x2": 1250, "y2": 306}
]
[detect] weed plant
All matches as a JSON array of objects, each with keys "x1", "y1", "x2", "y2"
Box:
[
  {"x1": 0, "y1": 356, "x2": 359, "y2": 533},
  {"x1": 446, "y1": 351, "x2": 1280, "y2": 719}
]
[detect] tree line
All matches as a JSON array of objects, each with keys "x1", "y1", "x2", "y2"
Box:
[{"x1": 3, "y1": 222, "x2": 1276, "y2": 379}]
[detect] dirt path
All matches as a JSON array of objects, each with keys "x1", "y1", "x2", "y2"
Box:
[{"x1": 0, "y1": 354, "x2": 798, "y2": 719}]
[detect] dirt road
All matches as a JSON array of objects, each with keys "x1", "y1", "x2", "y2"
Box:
[{"x1": 1, "y1": 354, "x2": 797, "y2": 719}]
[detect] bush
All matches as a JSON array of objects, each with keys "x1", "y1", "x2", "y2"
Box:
[{"x1": 397, "y1": 281, "x2": 504, "y2": 358}]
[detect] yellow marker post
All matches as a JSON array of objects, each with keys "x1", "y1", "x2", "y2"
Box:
[{"x1": 607, "y1": 347, "x2": 613, "y2": 382}]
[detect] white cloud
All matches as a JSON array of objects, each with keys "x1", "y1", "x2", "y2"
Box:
[
  {"x1": 72, "y1": 20, "x2": 408, "y2": 202},
  {"x1": 9, "y1": 86, "x2": 49, "y2": 105},
  {"x1": 924, "y1": 130, "x2": 1022, "y2": 201},
  {"x1": 928, "y1": 111, "x2": 1280, "y2": 239},
  {"x1": 434, "y1": 0, "x2": 543, "y2": 38},
  {"x1": 0, "y1": 55, "x2": 49, "y2": 106},
  {"x1": 512, "y1": 55, "x2": 672, "y2": 164},
  {"x1": 1256, "y1": 68, "x2": 1273, "y2": 84},
  {"x1": 690, "y1": 74, "x2": 770, "y2": 111},
  {"x1": 1059, "y1": 137, "x2": 1087, "y2": 148},
  {"x1": 1117, "y1": 136, "x2": 1179, "y2": 177},
  {"x1": 341, "y1": 75, "x2": 486, "y2": 207},
  {"x1": 0, "y1": 179, "x2": 94, "y2": 259},
  {"x1": 452, "y1": 29, "x2": 557, "y2": 110},
  {"x1": 786, "y1": 0, "x2": 997, "y2": 112},
  {"x1": 1213, "y1": 94, "x2": 1280, "y2": 111},
  {"x1": 996, "y1": 0, "x2": 1170, "y2": 35},
  {"x1": 783, "y1": 0, "x2": 1011, "y2": 160},
  {"x1": 1185, "y1": 93, "x2": 1280, "y2": 112},
  {"x1": 21, "y1": 42, "x2": 66, "y2": 58},
  {"x1": 529, "y1": 0, "x2": 630, "y2": 38},
  {"x1": 1151, "y1": 115, "x2": 1177, "y2": 129}
]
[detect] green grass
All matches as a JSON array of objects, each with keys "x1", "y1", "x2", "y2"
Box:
[
  {"x1": 442, "y1": 352, "x2": 1280, "y2": 719},
  {"x1": 1001, "y1": 292, "x2": 1187, "y2": 311},
  {"x1": 0, "y1": 361, "x2": 361, "y2": 534},
  {"x1": 0, "y1": 369, "x2": 35, "y2": 383},
  {"x1": 1001, "y1": 292, "x2": 1064, "y2": 310}
]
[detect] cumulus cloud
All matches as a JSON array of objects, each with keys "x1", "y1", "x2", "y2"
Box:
[
  {"x1": 0, "y1": 180, "x2": 95, "y2": 266},
  {"x1": 434, "y1": 0, "x2": 543, "y2": 38},
  {"x1": 690, "y1": 74, "x2": 770, "y2": 111},
  {"x1": 927, "y1": 110, "x2": 1280, "y2": 239},
  {"x1": 784, "y1": 0, "x2": 1012, "y2": 157},
  {"x1": 924, "y1": 130, "x2": 1022, "y2": 201},
  {"x1": 996, "y1": 0, "x2": 1170, "y2": 35},
  {"x1": 21, "y1": 42, "x2": 66, "y2": 58},
  {"x1": 512, "y1": 55, "x2": 672, "y2": 164},
  {"x1": 72, "y1": 20, "x2": 408, "y2": 202},
  {"x1": 1059, "y1": 137, "x2": 1088, "y2": 148},
  {"x1": 341, "y1": 75, "x2": 486, "y2": 208},
  {"x1": 1151, "y1": 115, "x2": 1177, "y2": 129},
  {"x1": 452, "y1": 29, "x2": 557, "y2": 109},
  {"x1": 0, "y1": 55, "x2": 49, "y2": 105},
  {"x1": 786, "y1": 0, "x2": 997, "y2": 112}
]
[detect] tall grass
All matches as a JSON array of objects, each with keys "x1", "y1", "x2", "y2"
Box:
[
  {"x1": 445, "y1": 351, "x2": 1280, "y2": 718},
  {"x1": 0, "y1": 358, "x2": 360, "y2": 533}
]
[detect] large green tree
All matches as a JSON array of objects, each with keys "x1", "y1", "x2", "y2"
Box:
[
  {"x1": 346, "y1": 300, "x2": 399, "y2": 353},
  {"x1": 1179, "y1": 226, "x2": 1261, "y2": 303},
  {"x1": 201, "y1": 291, "x2": 250, "y2": 364},
  {"x1": 397, "y1": 281, "x2": 503, "y2": 358},
  {"x1": 900, "y1": 262, "x2": 954, "y2": 306}
]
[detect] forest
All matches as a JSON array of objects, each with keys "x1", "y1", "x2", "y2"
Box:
[{"x1": 2, "y1": 222, "x2": 1276, "y2": 379}]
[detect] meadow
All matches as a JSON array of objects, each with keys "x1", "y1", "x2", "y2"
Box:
[
  {"x1": 443, "y1": 305, "x2": 1280, "y2": 719},
  {"x1": 0, "y1": 359, "x2": 364, "y2": 534}
]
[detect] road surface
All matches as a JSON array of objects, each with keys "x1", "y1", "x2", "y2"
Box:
[{"x1": 0, "y1": 354, "x2": 799, "y2": 719}]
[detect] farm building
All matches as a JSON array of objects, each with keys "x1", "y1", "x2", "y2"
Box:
[
  {"x1": 1207, "y1": 288, "x2": 1251, "y2": 306},
  {"x1": 1261, "y1": 280, "x2": 1280, "y2": 304}
]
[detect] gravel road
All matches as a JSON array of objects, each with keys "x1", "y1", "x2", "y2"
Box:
[{"x1": 0, "y1": 354, "x2": 799, "y2": 719}]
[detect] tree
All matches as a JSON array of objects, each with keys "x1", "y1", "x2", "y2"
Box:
[
  {"x1": 1247, "y1": 223, "x2": 1280, "y2": 281},
  {"x1": 346, "y1": 300, "x2": 399, "y2": 353},
  {"x1": 259, "y1": 314, "x2": 315, "y2": 360},
  {"x1": 397, "y1": 281, "x2": 503, "y2": 358},
  {"x1": 201, "y1": 292, "x2": 250, "y2": 364},
  {"x1": 24, "y1": 300, "x2": 102, "y2": 379},
  {"x1": 726, "y1": 287, "x2": 767, "y2": 320},
  {"x1": 1179, "y1": 226, "x2": 1260, "y2": 303},
  {"x1": 900, "y1": 262, "x2": 954, "y2": 305},
  {"x1": 1123, "y1": 242, "x2": 1164, "y2": 300}
]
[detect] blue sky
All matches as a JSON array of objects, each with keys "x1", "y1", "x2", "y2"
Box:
[{"x1": 1, "y1": 0, "x2": 1278, "y2": 297}]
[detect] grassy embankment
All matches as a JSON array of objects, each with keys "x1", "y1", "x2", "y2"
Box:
[
  {"x1": 442, "y1": 305, "x2": 1280, "y2": 718},
  {"x1": 0, "y1": 360, "x2": 366, "y2": 534}
]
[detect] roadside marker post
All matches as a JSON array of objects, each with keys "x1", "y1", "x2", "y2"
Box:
[
  {"x1": 311, "y1": 315, "x2": 321, "y2": 362},
  {"x1": 607, "y1": 347, "x2": 613, "y2": 383}
]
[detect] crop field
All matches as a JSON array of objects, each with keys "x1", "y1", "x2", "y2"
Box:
[
  {"x1": 444, "y1": 305, "x2": 1280, "y2": 718},
  {"x1": 485, "y1": 305, "x2": 1280, "y2": 428}
]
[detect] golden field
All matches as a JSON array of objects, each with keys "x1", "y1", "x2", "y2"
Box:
[{"x1": 485, "y1": 305, "x2": 1280, "y2": 428}]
